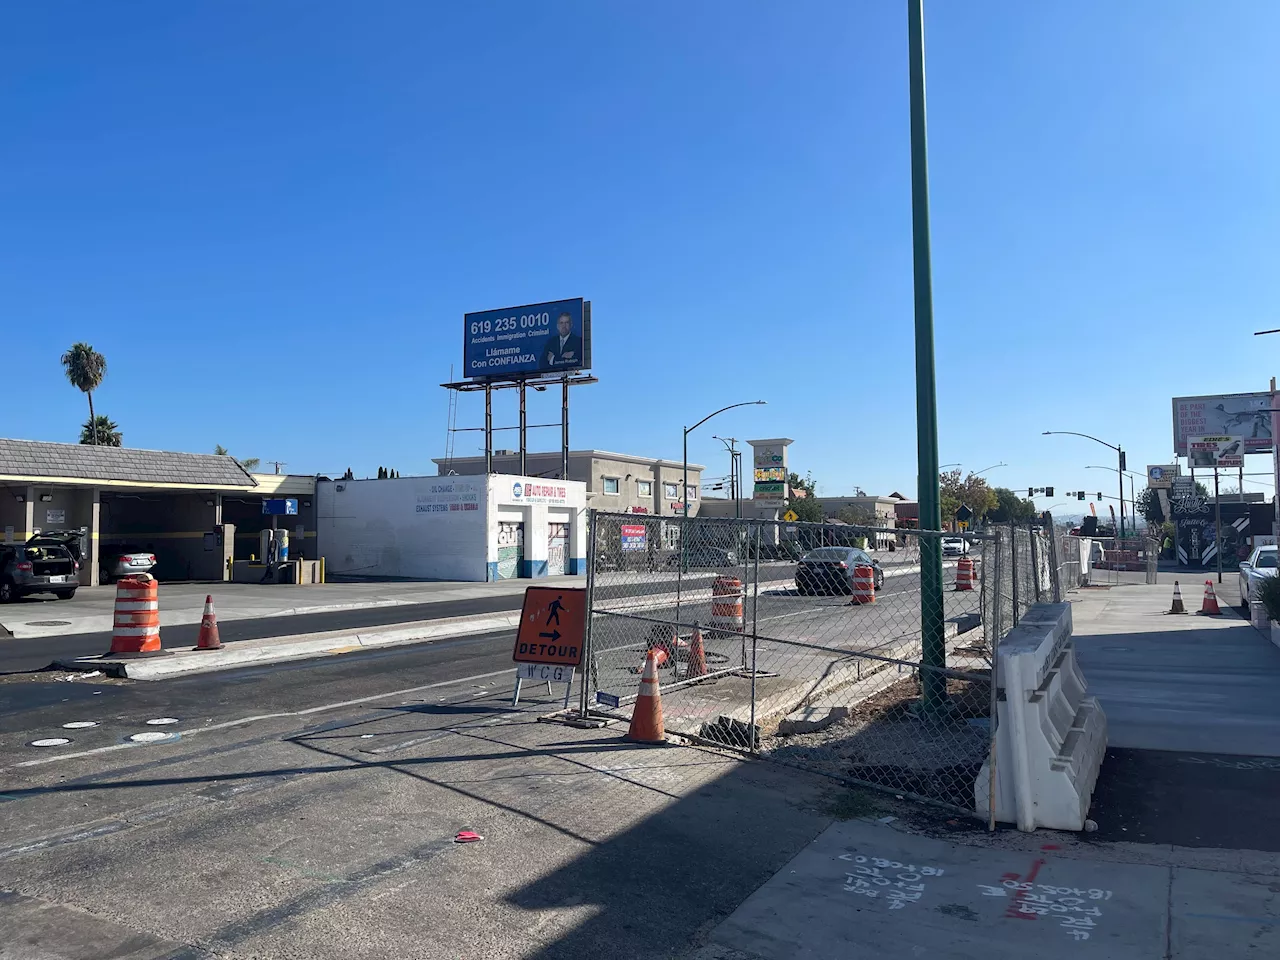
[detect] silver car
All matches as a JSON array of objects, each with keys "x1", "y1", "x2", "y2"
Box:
[
  {"x1": 1238, "y1": 545, "x2": 1278, "y2": 610},
  {"x1": 99, "y1": 545, "x2": 157, "y2": 584},
  {"x1": 942, "y1": 536, "x2": 969, "y2": 557}
]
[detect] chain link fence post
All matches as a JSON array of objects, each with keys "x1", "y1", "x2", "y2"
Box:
[
  {"x1": 580, "y1": 508, "x2": 598, "y2": 718},
  {"x1": 1044, "y1": 512, "x2": 1063, "y2": 603},
  {"x1": 1028, "y1": 520, "x2": 1043, "y2": 603}
]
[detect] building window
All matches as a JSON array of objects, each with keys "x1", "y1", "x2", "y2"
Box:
[
  {"x1": 637, "y1": 480, "x2": 652, "y2": 498},
  {"x1": 602, "y1": 477, "x2": 620, "y2": 495},
  {"x1": 685, "y1": 485, "x2": 698, "y2": 501},
  {"x1": 663, "y1": 482, "x2": 679, "y2": 499}
]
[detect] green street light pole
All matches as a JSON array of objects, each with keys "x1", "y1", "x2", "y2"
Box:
[{"x1": 908, "y1": 0, "x2": 946, "y2": 713}]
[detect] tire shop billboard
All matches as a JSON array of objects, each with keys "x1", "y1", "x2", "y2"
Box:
[
  {"x1": 1187, "y1": 436, "x2": 1244, "y2": 470},
  {"x1": 1173, "y1": 393, "x2": 1272, "y2": 457},
  {"x1": 464, "y1": 298, "x2": 591, "y2": 380}
]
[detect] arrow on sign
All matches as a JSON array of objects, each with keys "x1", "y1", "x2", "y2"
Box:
[{"x1": 539, "y1": 630, "x2": 561, "y2": 642}]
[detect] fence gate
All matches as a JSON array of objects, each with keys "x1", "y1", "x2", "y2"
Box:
[{"x1": 577, "y1": 510, "x2": 1056, "y2": 817}]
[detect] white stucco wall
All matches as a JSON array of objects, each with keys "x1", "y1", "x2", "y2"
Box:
[{"x1": 316, "y1": 474, "x2": 586, "y2": 582}]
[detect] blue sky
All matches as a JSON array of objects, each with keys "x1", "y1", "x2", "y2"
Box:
[{"x1": 3, "y1": 2, "x2": 1277, "y2": 510}]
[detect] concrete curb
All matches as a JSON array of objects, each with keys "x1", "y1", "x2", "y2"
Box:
[{"x1": 53, "y1": 610, "x2": 523, "y2": 680}]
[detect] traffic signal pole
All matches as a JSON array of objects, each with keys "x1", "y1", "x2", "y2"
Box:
[{"x1": 907, "y1": 0, "x2": 947, "y2": 714}]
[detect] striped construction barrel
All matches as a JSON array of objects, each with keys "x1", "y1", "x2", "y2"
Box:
[
  {"x1": 711, "y1": 576, "x2": 745, "y2": 634},
  {"x1": 849, "y1": 564, "x2": 876, "y2": 605},
  {"x1": 108, "y1": 575, "x2": 163, "y2": 656}
]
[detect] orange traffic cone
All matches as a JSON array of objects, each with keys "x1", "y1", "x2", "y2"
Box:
[
  {"x1": 685, "y1": 626, "x2": 708, "y2": 679},
  {"x1": 1168, "y1": 580, "x2": 1186, "y2": 615},
  {"x1": 626, "y1": 649, "x2": 666, "y2": 744},
  {"x1": 194, "y1": 594, "x2": 222, "y2": 650},
  {"x1": 1199, "y1": 580, "x2": 1220, "y2": 616}
]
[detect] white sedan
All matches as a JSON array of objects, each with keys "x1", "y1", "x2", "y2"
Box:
[{"x1": 1237, "y1": 545, "x2": 1278, "y2": 610}]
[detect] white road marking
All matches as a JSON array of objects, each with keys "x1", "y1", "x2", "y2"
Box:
[{"x1": 12, "y1": 667, "x2": 517, "y2": 768}]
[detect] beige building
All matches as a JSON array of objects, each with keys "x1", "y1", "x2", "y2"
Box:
[{"x1": 432, "y1": 450, "x2": 705, "y2": 517}]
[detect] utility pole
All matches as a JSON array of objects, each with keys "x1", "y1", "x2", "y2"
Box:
[{"x1": 908, "y1": 0, "x2": 946, "y2": 713}]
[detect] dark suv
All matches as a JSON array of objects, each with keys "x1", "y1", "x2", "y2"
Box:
[{"x1": 0, "y1": 537, "x2": 80, "y2": 602}]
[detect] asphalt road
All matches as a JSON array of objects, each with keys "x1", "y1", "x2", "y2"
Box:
[
  {"x1": 0, "y1": 624, "x2": 838, "y2": 960},
  {"x1": 0, "y1": 559, "x2": 962, "y2": 674}
]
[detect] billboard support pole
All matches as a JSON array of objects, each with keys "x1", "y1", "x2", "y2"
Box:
[
  {"x1": 519, "y1": 381, "x2": 527, "y2": 477},
  {"x1": 1215, "y1": 466, "x2": 1223, "y2": 584},
  {"x1": 484, "y1": 384, "x2": 493, "y2": 475},
  {"x1": 1117, "y1": 446, "x2": 1126, "y2": 539},
  {"x1": 561, "y1": 375, "x2": 570, "y2": 480}
]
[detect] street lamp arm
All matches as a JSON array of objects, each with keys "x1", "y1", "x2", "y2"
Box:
[
  {"x1": 1042, "y1": 430, "x2": 1119, "y2": 453},
  {"x1": 686, "y1": 401, "x2": 767, "y2": 436}
]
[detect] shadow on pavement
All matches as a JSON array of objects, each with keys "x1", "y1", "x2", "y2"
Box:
[{"x1": 1089, "y1": 746, "x2": 1280, "y2": 851}]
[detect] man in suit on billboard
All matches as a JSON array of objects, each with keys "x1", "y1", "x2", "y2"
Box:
[{"x1": 543, "y1": 311, "x2": 583, "y2": 370}]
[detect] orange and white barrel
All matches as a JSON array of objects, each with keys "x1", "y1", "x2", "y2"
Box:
[
  {"x1": 108, "y1": 575, "x2": 163, "y2": 656},
  {"x1": 711, "y1": 576, "x2": 744, "y2": 633},
  {"x1": 955, "y1": 557, "x2": 975, "y2": 592},
  {"x1": 850, "y1": 564, "x2": 876, "y2": 605}
]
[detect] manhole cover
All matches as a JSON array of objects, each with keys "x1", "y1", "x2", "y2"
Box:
[
  {"x1": 62, "y1": 721, "x2": 98, "y2": 729},
  {"x1": 146, "y1": 717, "x2": 180, "y2": 726},
  {"x1": 31, "y1": 738, "x2": 72, "y2": 747},
  {"x1": 128, "y1": 731, "x2": 175, "y2": 743},
  {"x1": 25, "y1": 620, "x2": 72, "y2": 627}
]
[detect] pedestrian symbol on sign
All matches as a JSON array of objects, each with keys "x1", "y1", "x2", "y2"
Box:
[{"x1": 782, "y1": 509, "x2": 799, "y2": 522}]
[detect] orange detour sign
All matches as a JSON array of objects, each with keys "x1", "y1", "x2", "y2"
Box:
[{"x1": 513, "y1": 587, "x2": 586, "y2": 666}]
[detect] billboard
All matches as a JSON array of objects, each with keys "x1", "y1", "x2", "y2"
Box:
[
  {"x1": 463, "y1": 298, "x2": 590, "y2": 380},
  {"x1": 620, "y1": 524, "x2": 647, "y2": 551},
  {"x1": 1146, "y1": 465, "x2": 1176, "y2": 489},
  {"x1": 1173, "y1": 393, "x2": 1272, "y2": 456},
  {"x1": 1188, "y1": 436, "x2": 1244, "y2": 469}
]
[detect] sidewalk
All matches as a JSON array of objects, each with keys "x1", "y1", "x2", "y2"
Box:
[{"x1": 692, "y1": 580, "x2": 1280, "y2": 959}]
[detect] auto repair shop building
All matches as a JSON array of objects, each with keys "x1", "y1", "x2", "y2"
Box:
[{"x1": 0, "y1": 438, "x2": 317, "y2": 584}]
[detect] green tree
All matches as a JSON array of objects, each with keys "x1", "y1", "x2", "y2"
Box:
[
  {"x1": 61, "y1": 343, "x2": 107, "y2": 444},
  {"x1": 988, "y1": 486, "x2": 1037, "y2": 523},
  {"x1": 939, "y1": 469, "x2": 998, "y2": 526},
  {"x1": 785, "y1": 470, "x2": 824, "y2": 522},
  {"x1": 79, "y1": 415, "x2": 121, "y2": 447},
  {"x1": 1136, "y1": 487, "x2": 1164, "y2": 525},
  {"x1": 214, "y1": 445, "x2": 260, "y2": 472}
]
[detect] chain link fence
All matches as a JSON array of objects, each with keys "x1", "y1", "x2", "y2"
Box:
[{"x1": 579, "y1": 511, "x2": 1062, "y2": 815}]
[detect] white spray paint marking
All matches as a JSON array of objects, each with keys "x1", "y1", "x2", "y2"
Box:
[
  {"x1": 145, "y1": 717, "x2": 180, "y2": 726},
  {"x1": 128, "y1": 731, "x2": 174, "y2": 743},
  {"x1": 12, "y1": 667, "x2": 516, "y2": 768},
  {"x1": 980, "y1": 878, "x2": 1112, "y2": 942},
  {"x1": 839, "y1": 854, "x2": 944, "y2": 909},
  {"x1": 30, "y1": 738, "x2": 72, "y2": 748},
  {"x1": 61, "y1": 721, "x2": 99, "y2": 729}
]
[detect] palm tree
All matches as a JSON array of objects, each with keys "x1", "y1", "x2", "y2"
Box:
[
  {"x1": 61, "y1": 343, "x2": 107, "y2": 444},
  {"x1": 80, "y1": 415, "x2": 122, "y2": 446},
  {"x1": 214, "y1": 444, "x2": 260, "y2": 472}
]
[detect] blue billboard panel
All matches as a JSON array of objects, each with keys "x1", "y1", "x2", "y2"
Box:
[
  {"x1": 262, "y1": 498, "x2": 298, "y2": 516},
  {"x1": 464, "y1": 298, "x2": 589, "y2": 380}
]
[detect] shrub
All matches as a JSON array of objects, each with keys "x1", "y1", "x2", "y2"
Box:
[{"x1": 1256, "y1": 573, "x2": 1280, "y2": 622}]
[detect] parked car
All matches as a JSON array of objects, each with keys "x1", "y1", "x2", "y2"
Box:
[
  {"x1": 941, "y1": 536, "x2": 970, "y2": 557},
  {"x1": 99, "y1": 545, "x2": 157, "y2": 584},
  {"x1": 0, "y1": 537, "x2": 80, "y2": 602},
  {"x1": 795, "y1": 546, "x2": 884, "y2": 595},
  {"x1": 1238, "y1": 545, "x2": 1278, "y2": 611}
]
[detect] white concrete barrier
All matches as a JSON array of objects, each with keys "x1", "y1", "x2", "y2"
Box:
[{"x1": 975, "y1": 602, "x2": 1107, "y2": 831}]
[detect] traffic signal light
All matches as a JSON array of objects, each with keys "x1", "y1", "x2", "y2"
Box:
[
  {"x1": 1028, "y1": 488, "x2": 1034, "y2": 498},
  {"x1": 1119, "y1": 451, "x2": 1127, "y2": 472},
  {"x1": 1096, "y1": 492, "x2": 1103, "y2": 501},
  {"x1": 1046, "y1": 486, "x2": 1054, "y2": 497},
  {"x1": 1077, "y1": 492, "x2": 1085, "y2": 500}
]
